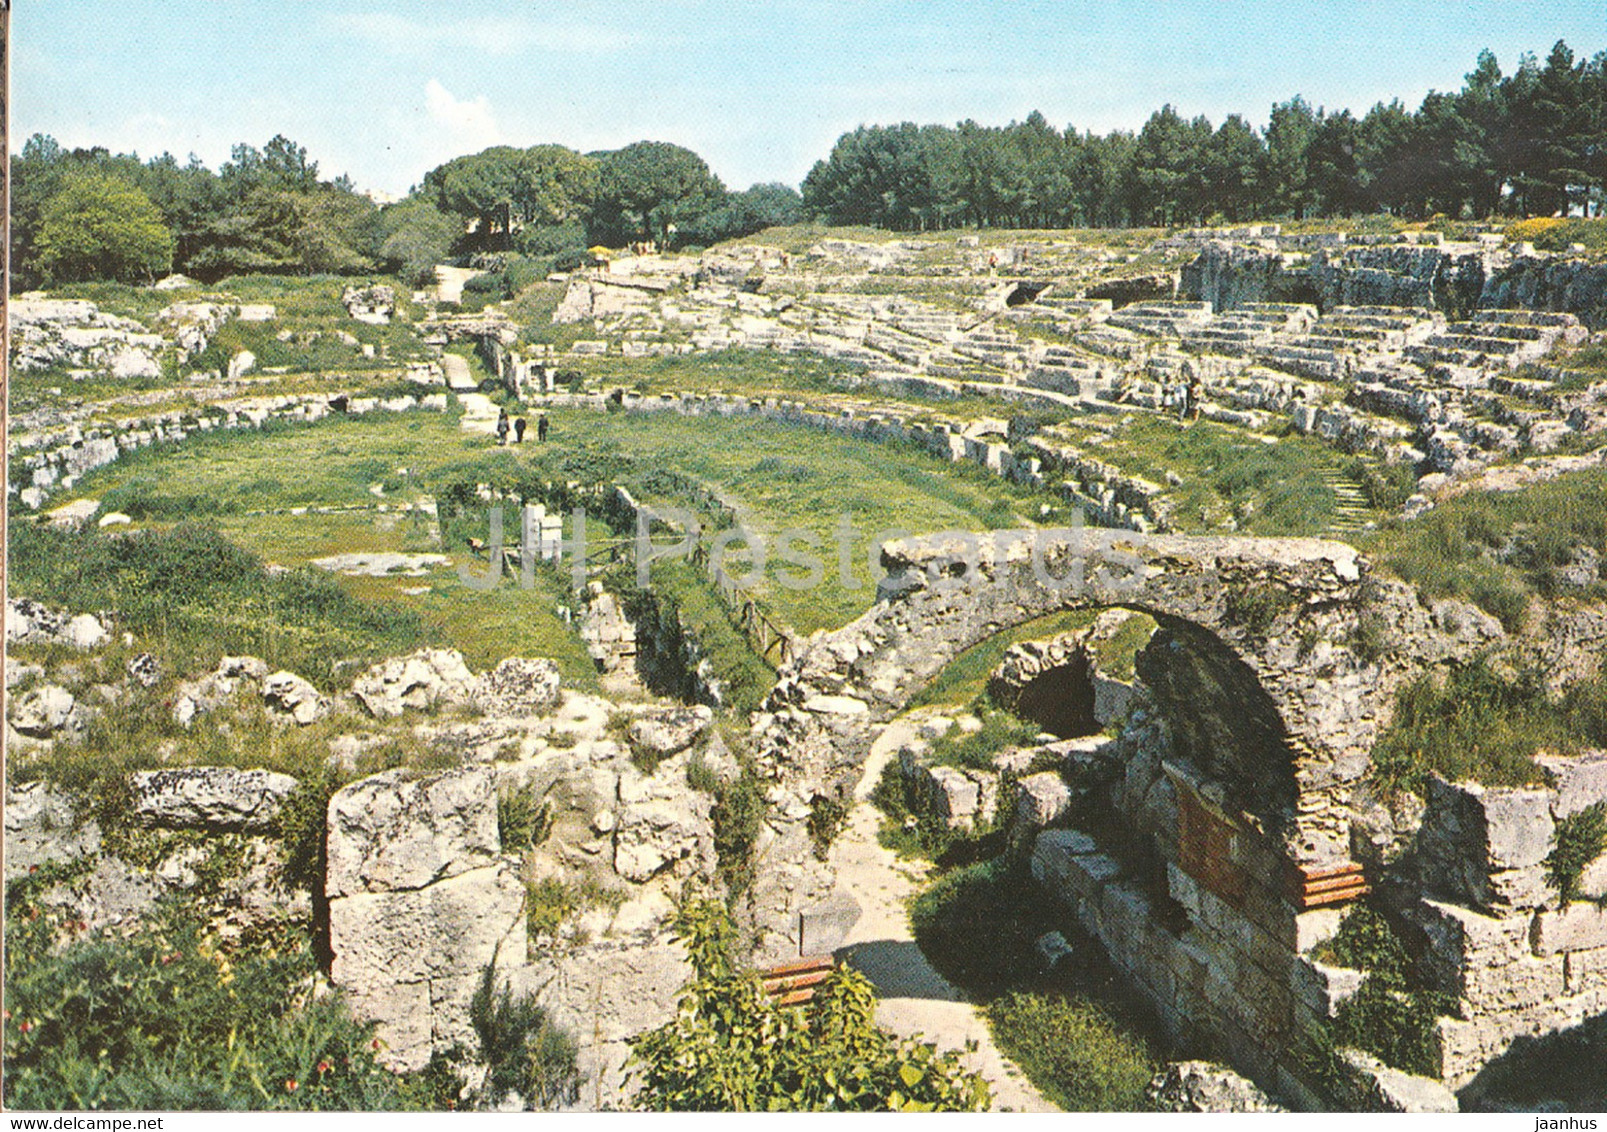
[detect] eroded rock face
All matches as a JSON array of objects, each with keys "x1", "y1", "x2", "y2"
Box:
[
  {"x1": 9, "y1": 684, "x2": 86, "y2": 739},
  {"x1": 626, "y1": 705, "x2": 712, "y2": 762},
  {"x1": 327, "y1": 766, "x2": 525, "y2": 1072},
  {"x1": 129, "y1": 767, "x2": 299, "y2": 832},
  {"x1": 4, "y1": 782, "x2": 100, "y2": 880},
  {"x1": 173, "y1": 655, "x2": 270, "y2": 725},
  {"x1": 351, "y1": 648, "x2": 477, "y2": 718},
  {"x1": 262, "y1": 670, "x2": 331, "y2": 725},
  {"x1": 1147, "y1": 1061, "x2": 1287, "y2": 1112},
  {"x1": 473, "y1": 657, "x2": 562, "y2": 716},
  {"x1": 7, "y1": 599, "x2": 108, "y2": 650}
]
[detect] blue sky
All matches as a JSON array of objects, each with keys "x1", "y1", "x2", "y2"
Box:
[{"x1": 14, "y1": 2, "x2": 1606, "y2": 197}]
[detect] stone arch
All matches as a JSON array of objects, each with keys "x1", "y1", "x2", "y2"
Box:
[{"x1": 768, "y1": 527, "x2": 1440, "y2": 870}]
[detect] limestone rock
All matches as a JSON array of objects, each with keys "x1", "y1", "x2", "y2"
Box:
[
  {"x1": 326, "y1": 766, "x2": 501, "y2": 897},
  {"x1": 330, "y1": 861, "x2": 526, "y2": 1071},
  {"x1": 9, "y1": 683, "x2": 85, "y2": 739},
  {"x1": 1147, "y1": 1061, "x2": 1286, "y2": 1112},
  {"x1": 63, "y1": 613, "x2": 110, "y2": 649},
  {"x1": 473, "y1": 656, "x2": 562, "y2": 716},
  {"x1": 1014, "y1": 770, "x2": 1074, "y2": 830},
  {"x1": 326, "y1": 765, "x2": 525, "y2": 1072},
  {"x1": 262, "y1": 670, "x2": 331, "y2": 725},
  {"x1": 1337, "y1": 1050, "x2": 1459, "y2": 1112},
  {"x1": 613, "y1": 795, "x2": 712, "y2": 883},
  {"x1": 172, "y1": 654, "x2": 270, "y2": 725},
  {"x1": 129, "y1": 766, "x2": 299, "y2": 831},
  {"x1": 4, "y1": 781, "x2": 100, "y2": 880},
  {"x1": 351, "y1": 648, "x2": 477, "y2": 718},
  {"x1": 126, "y1": 652, "x2": 161, "y2": 687},
  {"x1": 627, "y1": 705, "x2": 712, "y2": 761},
  {"x1": 6, "y1": 598, "x2": 107, "y2": 650}
]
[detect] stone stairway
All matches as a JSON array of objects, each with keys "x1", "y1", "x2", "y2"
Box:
[{"x1": 1321, "y1": 464, "x2": 1373, "y2": 534}]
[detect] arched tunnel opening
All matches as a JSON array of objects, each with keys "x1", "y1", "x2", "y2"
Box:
[
  {"x1": 996, "y1": 651, "x2": 1099, "y2": 738},
  {"x1": 1004, "y1": 280, "x2": 1053, "y2": 307}
]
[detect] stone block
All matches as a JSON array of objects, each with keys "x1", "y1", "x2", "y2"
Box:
[
  {"x1": 1460, "y1": 952, "x2": 1566, "y2": 1013},
  {"x1": 1487, "y1": 865, "x2": 1556, "y2": 911},
  {"x1": 1338, "y1": 1050, "x2": 1459, "y2": 1113},
  {"x1": 327, "y1": 767, "x2": 500, "y2": 897},
  {"x1": 1291, "y1": 957, "x2": 1364, "y2": 1019},
  {"x1": 1028, "y1": 828, "x2": 1098, "y2": 899},
  {"x1": 1532, "y1": 902, "x2": 1607, "y2": 955},
  {"x1": 1484, "y1": 788, "x2": 1555, "y2": 868},
  {"x1": 923, "y1": 765, "x2": 980, "y2": 826},
  {"x1": 1538, "y1": 751, "x2": 1607, "y2": 818},
  {"x1": 1432, "y1": 1015, "x2": 1489, "y2": 1086},
  {"x1": 130, "y1": 766, "x2": 299, "y2": 832},
  {"x1": 799, "y1": 890, "x2": 861, "y2": 956},
  {"x1": 1063, "y1": 851, "x2": 1123, "y2": 902},
  {"x1": 1581, "y1": 854, "x2": 1607, "y2": 900},
  {"x1": 1293, "y1": 907, "x2": 1347, "y2": 954},
  {"x1": 1565, "y1": 945, "x2": 1607, "y2": 995},
  {"x1": 1407, "y1": 898, "x2": 1532, "y2": 997},
  {"x1": 1013, "y1": 771, "x2": 1072, "y2": 829}
]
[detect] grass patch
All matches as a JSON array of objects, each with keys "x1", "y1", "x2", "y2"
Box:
[
  {"x1": 9, "y1": 521, "x2": 428, "y2": 689},
  {"x1": 1362, "y1": 467, "x2": 1607, "y2": 629},
  {"x1": 907, "y1": 610, "x2": 1098, "y2": 709},
  {"x1": 928, "y1": 707, "x2": 1041, "y2": 772},
  {"x1": 986, "y1": 993, "x2": 1157, "y2": 1112},
  {"x1": 1371, "y1": 658, "x2": 1607, "y2": 793}
]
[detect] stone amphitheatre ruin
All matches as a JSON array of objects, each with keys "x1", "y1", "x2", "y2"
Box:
[{"x1": 8, "y1": 222, "x2": 1607, "y2": 1111}]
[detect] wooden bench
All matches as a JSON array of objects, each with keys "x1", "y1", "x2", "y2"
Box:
[{"x1": 760, "y1": 955, "x2": 836, "y2": 1007}]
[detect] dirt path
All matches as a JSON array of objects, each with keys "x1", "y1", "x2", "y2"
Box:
[{"x1": 831, "y1": 715, "x2": 1057, "y2": 1113}]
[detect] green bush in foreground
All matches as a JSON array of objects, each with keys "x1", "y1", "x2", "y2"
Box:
[
  {"x1": 986, "y1": 992, "x2": 1156, "y2": 1112},
  {"x1": 626, "y1": 900, "x2": 989, "y2": 1111},
  {"x1": 3, "y1": 876, "x2": 419, "y2": 1111}
]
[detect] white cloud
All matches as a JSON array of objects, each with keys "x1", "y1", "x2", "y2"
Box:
[
  {"x1": 327, "y1": 12, "x2": 647, "y2": 58},
  {"x1": 424, "y1": 79, "x2": 503, "y2": 154}
]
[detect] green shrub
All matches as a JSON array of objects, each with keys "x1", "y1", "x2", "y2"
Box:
[
  {"x1": 626, "y1": 900, "x2": 990, "y2": 1111},
  {"x1": 986, "y1": 993, "x2": 1156, "y2": 1111},
  {"x1": 467, "y1": 964, "x2": 581, "y2": 1109},
  {"x1": 1310, "y1": 906, "x2": 1453, "y2": 1080},
  {"x1": 712, "y1": 771, "x2": 768, "y2": 897},
  {"x1": 807, "y1": 794, "x2": 849, "y2": 860},
  {"x1": 3, "y1": 882, "x2": 420, "y2": 1110},
  {"x1": 498, "y1": 785, "x2": 552, "y2": 852},
  {"x1": 1547, "y1": 803, "x2": 1607, "y2": 906}
]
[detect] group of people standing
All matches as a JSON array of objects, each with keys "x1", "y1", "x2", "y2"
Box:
[
  {"x1": 1163, "y1": 375, "x2": 1204, "y2": 421},
  {"x1": 496, "y1": 409, "x2": 548, "y2": 445}
]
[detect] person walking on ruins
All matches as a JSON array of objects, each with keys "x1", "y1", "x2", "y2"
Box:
[
  {"x1": 496, "y1": 409, "x2": 510, "y2": 445},
  {"x1": 514, "y1": 416, "x2": 527, "y2": 444},
  {"x1": 537, "y1": 414, "x2": 550, "y2": 443},
  {"x1": 1187, "y1": 375, "x2": 1203, "y2": 422}
]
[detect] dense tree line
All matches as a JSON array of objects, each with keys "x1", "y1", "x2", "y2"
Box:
[
  {"x1": 802, "y1": 41, "x2": 1607, "y2": 229},
  {"x1": 13, "y1": 39, "x2": 1604, "y2": 289},
  {"x1": 10, "y1": 133, "x2": 803, "y2": 289}
]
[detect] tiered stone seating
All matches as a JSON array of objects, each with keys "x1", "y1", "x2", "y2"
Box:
[
  {"x1": 1106, "y1": 299, "x2": 1214, "y2": 337},
  {"x1": 1406, "y1": 309, "x2": 1585, "y2": 371}
]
